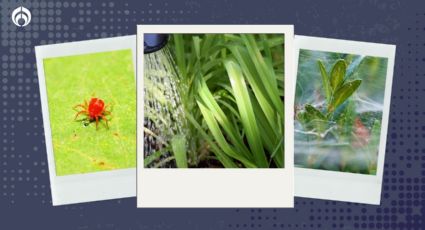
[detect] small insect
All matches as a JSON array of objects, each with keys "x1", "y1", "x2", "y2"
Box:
[{"x1": 74, "y1": 97, "x2": 111, "y2": 130}]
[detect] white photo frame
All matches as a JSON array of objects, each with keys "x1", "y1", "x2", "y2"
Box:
[
  {"x1": 35, "y1": 36, "x2": 137, "y2": 205},
  {"x1": 137, "y1": 25, "x2": 294, "y2": 207},
  {"x1": 294, "y1": 36, "x2": 396, "y2": 204}
]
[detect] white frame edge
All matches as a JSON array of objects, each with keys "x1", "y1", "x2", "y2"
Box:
[
  {"x1": 293, "y1": 35, "x2": 396, "y2": 205},
  {"x1": 137, "y1": 25, "x2": 295, "y2": 208},
  {"x1": 35, "y1": 35, "x2": 137, "y2": 205}
]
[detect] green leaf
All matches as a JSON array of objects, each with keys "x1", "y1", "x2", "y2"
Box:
[
  {"x1": 185, "y1": 113, "x2": 238, "y2": 168},
  {"x1": 197, "y1": 78, "x2": 252, "y2": 160},
  {"x1": 192, "y1": 36, "x2": 201, "y2": 59},
  {"x1": 171, "y1": 135, "x2": 188, "y2": 168},
  {"x1": 144, "y1": 150, "x2": 169, "y2": 167},
  {"x1": 305, "y1": 104, "x2": 326, "y2": 120},
  {"x1": 166, "y1": 34, "x2": 285, "y2": 168},
  {"x1": 200, "y1": 34, "x2": 218, "y2": 56},
  {"x1": 317, "y1": 60, "x2": 331, "y2": 103},
  {"x1": 228, "y1": 46, "x2": 278, "y2": 126},
  {"x1": 197, "y1": 101, "x2": 256, "y2": 168},
  {"x1": 240, "y1": 35, "x2": 283, "y2": 115},
  {"x1": 329, "y1": 79, "x2": 362, "y2": 112},
  {"x1": 330, "y1": 59, "x2": 347, "y2": 91},
  {"x1": 224, "y1": 59, "x2": 268, "y2": 168},
  {"x1": 173, "y1": 34, "x2": 187, "y2": 77},
  {"x1": 260, "y1": 34, "x2": 272, "y2": 61}
]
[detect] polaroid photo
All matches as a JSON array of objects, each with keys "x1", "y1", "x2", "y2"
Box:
[
  {"x1": 137, "y1": 25, "x2": 294, "y2": 207},
  {"x1": 293, "y1": 36, "x2": 395, "y2": 204},
  {"x1": 35, "y1": 36, "x2": 137, "y2": 205}
]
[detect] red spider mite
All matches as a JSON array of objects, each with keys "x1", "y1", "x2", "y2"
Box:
[{"x1": 74, "y1": 98, "x2": 111, "y2": 130}]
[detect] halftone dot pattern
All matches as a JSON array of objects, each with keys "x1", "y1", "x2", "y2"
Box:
[
  {"x1": 0, "y1": 0, "x2": 196, "y2": 204},
  {"x1": 0, "y1": 0, "x2": 424, "y2": 229},
  {"x1": 0, "y1": 0, "x2": 201, "y2": 227},
  {"x1": 224, "y1": 6, "x2": 424, "y2": 230}
]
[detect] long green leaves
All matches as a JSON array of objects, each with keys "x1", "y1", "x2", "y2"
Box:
[
  {"x1": 241, "y1": 35, "x2": 283, "y2": 115},
  {"x1": 225, "y1": 59, "x2": 268, "y2": 167},
  {"x1": 168, "y1": 34, "x2": 285, "y2": 168},
  {"x1": 173, "y1": 34, "x2": 187, "y2": 78},
  {"x1": 185, "y1": 113, "x2": 238, "y2": 168}
]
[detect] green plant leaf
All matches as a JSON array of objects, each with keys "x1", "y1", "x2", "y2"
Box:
[
  {"x1": 240, "y1": 35, "x2": 283, "y2": 114},
  {"x1": 330, "y1": 59, "x2": 347, "y2": 91},
  {"x1": 185, "y1": 113, "x2": 238, "y2": 168},
  {"x1": 228, "y1": 46, "x2": 278, "y2": 126},
  {"x1": 329, "y1": 79, "x2": 362, "y2": 112},
  {"x1": 197, "y1": 78, "x2": 252, "y2": 160},
  {"x1": 171, "y1": 134, "x2": 188, "y2": 168},
  {"x1": 317, "y1": 60, "x2": 331, "y2": 103},
  {"x1": 200, "y1": 34, "x2": 218, "y2": 56},
  {"x1": 305, "y1": 104, "x2": 326, "y2": 120},
  {"x1": 173, "y1": 34, "x2": 187, "y2": 78},
  {"x1": 152, "y1": 156, "x2": 176, "y2": 168},
  {"x1": 197, "y1": 101, "x2": 256, "y2": 167},
  {"x1": 167, "y1": 34, "x2": 285, "y2": 168},
  {"x1": 224, "y1": 59, "x2": 268, "y2": 167},
  {"x1": 192, "y1": 36, "x2": 201, "y2": 59},
  {"x1": 260, "y1": 34, "x2": 272, "y2": 61},
  {"x1": 144, "y1": 149, "x2": 169, "y2": 167}
]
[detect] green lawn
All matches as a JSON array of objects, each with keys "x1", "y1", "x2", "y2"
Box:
[{"x1": 43, "y1": 49, "x2": 136, "y2": 176}]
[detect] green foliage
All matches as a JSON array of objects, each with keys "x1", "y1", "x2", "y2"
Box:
[
  {"x1": 166, "y1": 34, "x2": 285, "y2": 168},
  {"x1": 171, "y1": 135, "x2": 188, "y2": 168},
  {"x1": 317, "y1": 61, "x2": 331, "y2": 103},
  {"x1": 43, "y1": 50, "x2": 136, "y2": 175},
  {"x1": 299, "y1": 59, "x2": 362, "y2": 124},
  {"x1": 329, "y1": 59, "x2": 346, "y2": 92},
  {"x1": 305, "y1": 104, "x2": 326, "y2": 120},
  {"x1": 329, "y1": 79, "x2": 362, "y2": 112},
  {"x1": 224, "y1": 59, "x2": 268, "y2": 167},
  {"x1": 295, "y1": 51, "x2": 388, "y2": 175}
]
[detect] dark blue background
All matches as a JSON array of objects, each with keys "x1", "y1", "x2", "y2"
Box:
[{"x1": 1, "y1": 0, "x2": 424, "y2": 229}]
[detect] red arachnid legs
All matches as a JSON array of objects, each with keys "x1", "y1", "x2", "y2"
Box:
[{"x1": 73, "y1": 98, "x2": 111, "y2": 130}]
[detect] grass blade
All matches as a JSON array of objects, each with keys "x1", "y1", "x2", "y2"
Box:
[
  {"x1": 228, "y1": 46, "x2": 278, "y2": 125},
  {"x1": 173, "y1": 34, "x2": 187, "y2": 77},
  {"x1": 186, "y1": 113, "x2": 238, "y2": 168},
  {"x1": 241, "y1": 35, "x2": 281, "y2": 112},
  {"x1": 197, "y1": 101, "x2": 256, "y2": 167},
  {"x1": 197, "y1": 78, "x2": 252, "y2": 159},
  {"x1": 171, "y1": 135, "x2": 188, "y2": 168},
  {"x1": 224, "y1": 59, "x2": 268, "y2": 167}
]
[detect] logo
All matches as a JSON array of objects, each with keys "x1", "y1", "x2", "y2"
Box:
[{"x1": 11, "y1": 6, "x2": 31, "y2": 27}]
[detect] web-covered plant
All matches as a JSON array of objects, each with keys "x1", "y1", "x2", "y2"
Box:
[
  {"x1": 297, "y1": 59, "x2": 362, "y2": 133},
  {"x1": 295, "y1": 51, "x2": 388, "y2": 175}
]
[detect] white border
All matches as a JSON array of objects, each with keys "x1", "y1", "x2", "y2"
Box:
[
  {"x1": 35, "y1": 36, "x2": 137, "y2": 205},
  {"x1": 294, "y1": 36, "x2": 396, "y2": 205},
  {"x1": 137, "y1": 25, "x2": 294, "y2": 207}
]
